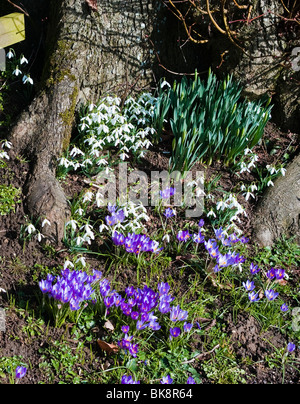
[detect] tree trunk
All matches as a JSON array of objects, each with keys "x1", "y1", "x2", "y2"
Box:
[
  {"x1": 252, "y1": 153, "x2": 300, "y2": 246},
  {"x1": 8, "y1": 0, "x2": 154, "y2": 244}
]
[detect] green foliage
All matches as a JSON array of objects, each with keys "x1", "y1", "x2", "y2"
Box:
[
  {"x1": 159, "y1": 69, "x2": 272, "y2": 172},
  {"x1": 0, "y1": 184, "x2": 21, "y2": 215}
]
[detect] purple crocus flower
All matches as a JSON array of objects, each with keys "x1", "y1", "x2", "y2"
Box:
[
  {"x1": 164, "y1": 208, "x2": 175, "y2": 218},
  {"x1": 121, "y1": 375, "x2": 140, "y2": 384},
  {"x1": 15, "y1": 366, "x2": 27, "y2": 379},
  {"x1": 160, "y1": 375, "x2": 173, "y2": 384},
  {"x1": 265, "y1": 289, "x2": 279, "y2": 301},
  {"x1": 275, "y1": 268, "x2": 285, "y2": 280},
  {"x1": 280, "y1": 303, "x2": 289, "y2": 312},
  {"x1": 187, "y1": 376, "x2": 196, "y2": 384},
  {"x1": 177, "y1": 230, "x2": 190, "y2": 242},
  {"x1": 158, "y1": 282, "x2": 171, "y2": 295},
  {"x1": 287, "y1": 342, "x2": 296, "y2": 353},
  {"x1": 170, "y1": 327, "x2": 181, "y2": 338},
  {"x1": 250, "y1": 262, "x2": 261, "y2": 275},
  {"x1": 184, "y1": 322, "x2": 193, "y2": 332},
  {"x1": 266, "y1": 268, "x2": 276, "y2": 280},
  {"x1": 243, "y1": 280, "x2": 255, "y2": 292},
  {"x1": 248, "y1": 291, "x2": 260, "y2": 302},
  {"x1": 160, "y1": 187, "x2": 176, "y2": 199}
]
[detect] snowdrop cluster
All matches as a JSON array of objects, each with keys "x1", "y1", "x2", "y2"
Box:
[
  {"x1": 59, "y1": 94, "x2": 157, "y2": 174},
  {"x1": 6, "y1": 49, "x2": 33, "y2": 85}
]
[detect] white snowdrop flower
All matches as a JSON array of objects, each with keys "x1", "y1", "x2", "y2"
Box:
[
  {"x1": 162, "y1": 234, "x2": 170, "y2": 243},
  {"x1": 22, "y1": 75, "x2": 33, "y2": 84},
  {"x1": 69, "y1": 146, "x2": 84, "y2": 157},
  {"x1": 82, "y1": 224, "x2": 95, "y2": 239},
  {"x1": 207, "y1": 209, "x2": 216, "y2": 218},
  {"x1": 13, "y1": 66, "x2": 22, "y2": 76},
  {"x1": 41, "y1": 218, "x2": 51, "y2": 228},
  {"x1": 2, "y1": 140, "x2": 12, "y2": 149},
  {"x1": 76, "y1": 236, "x2": 84, "y2": 246},
  {"x1": 66, "y1": 219, "x2": 78, "y2": 231},
  {"x1": 36, "y1": 232, "x2": 44, "y2": 242},
  {"x1": 64, "y1": 260, "x2": 74, "y2": 269},
  {"x1": 99, "y1": 223, "x2": 109, "y2": 233},
  {"x1": 82, "y1": 191, "x2": 93, "y2": 203},
  {"x1": 266, "y1": 164, "x2": 276, "y2": 175},
  {"x1": 0, "y1": 151, "x2": 10, "y2": 160},
  {"x1": 75, "y1": 208, "x2": 84, "y2": 216},
  {"x1": 161, "y1": 80, "x2": 171, "y2": 89},
  {"x1": 244, "y1": 191, "x2": 254, "y2": 201},
  {"x1": 73, "y1": 162, "x2": 82, "y2": 171},
  {"x1": 186, "y1": 180, "x2": 198, "y2": 188},
  {"x1": 59, "y1": 157, "x2": 70, "y2": 167},
  {"x1": 280, "y1": 167, "x2": 286, "y2": 176},
  {"x1": 250, "y1": 184, "x2": 258, "y2": 192},
  {"x1": 20, "y1": 55, "x2": 28, "y2": 65},
  {"x1": 216, "y1": 200, "x2": 227, "y2": 211},
  {"x1": 120, "y1": 152, "x2": 129, "y2": 161},
  {"x1": 26, "y1": 224, "x2": 36, "y2": 234},
  {"x1": 97, "y1": 158, "x2": 108, "y2": 166},
  {"x1": 82, "y1": 234, "x2": 92, "y2": 245},
  {"x1": 76, "y1": 256, "x2": 86, "y2": 267},
  {"x1": 95, "y1": 192, "x2": 105, "y2": 208},
  {"x1": 244, "y1": 147, "x2": 252, "y2": 155},
  {"x1": 6, "y1": 49, "x2": 14, "y2": 59},
  {"x1": 267, "y1": 180, "x2": 274, "y2": 187}
]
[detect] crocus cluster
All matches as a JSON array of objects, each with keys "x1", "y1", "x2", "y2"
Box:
[
  {"x1": 204, "y1": 232, "x2": 246, "y2": 273},
  {"x1": 112, "y1": 231, "x2": 163, "y2": 255},
  {"x1": 245, "y1": 263, "x2": 287, "y2": 305},
  {"x1": 121, "y1": 374, "x2": 196, "y2": 384},
  {"x1": 39, "y1": 268, "x2": 102, "y2": 311},
  {"x1": 98, "y1": 280, "x2": 195, "y2": 358},
  {"x1": 105, "y1": 206, "x2": 125, "y2": 226}
]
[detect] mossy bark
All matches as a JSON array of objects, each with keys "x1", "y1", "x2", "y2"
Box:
[{"x1": 8, "y1": 0, "x2": 155, "y2": 244}]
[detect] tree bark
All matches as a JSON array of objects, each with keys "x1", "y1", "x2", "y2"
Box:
[
  {"x1": 8, "y1": 0, "x2": 154, "y2": 244},
  {"x1": 252, "y1": 153, "x2": 300, "y2": 246}
]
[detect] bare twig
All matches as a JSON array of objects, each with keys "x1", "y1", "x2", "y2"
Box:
[{"x1": 6, "y1": 0, "x2": 29, "y2": 17}]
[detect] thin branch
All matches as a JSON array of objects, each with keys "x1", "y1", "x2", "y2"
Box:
[{"x1": 6, "y1": 0, "x2": 29, "y2": 17}]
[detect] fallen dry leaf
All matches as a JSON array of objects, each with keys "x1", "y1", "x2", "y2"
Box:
[
  {"x1": 86, "y1": 0, "x2": 98, "y2": 11},
  {"x1": 97, "y1": 339, "x2": 119, "y2": 354}
]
